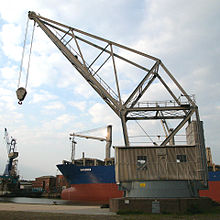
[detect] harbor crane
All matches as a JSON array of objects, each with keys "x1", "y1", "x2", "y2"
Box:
[
  {"x1": 0, "y1": 129, "x2": 19, "y2": 195},
  {"x1": 69, "y1": 125, "x2": 112, "y2": 162},
  {"x1": 16, "y1": 11, "x2": 208, "y2": 198},
  {"x1": 17, "y1": 11, "x2": 202, "y2": 149},
  {"x1": 3, "y1": 128, "x2": 18, "y2": 176}
]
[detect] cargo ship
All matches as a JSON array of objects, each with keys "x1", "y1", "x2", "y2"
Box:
[
  {"x1": 199, "y1": 147, "x2": 220, "y2": 203},
  {"x1": 57, "y1": 146, "x2": 220, "y2": 204},
  {"x1": 57, "y1": 158, "x2": 123, "y2": 204},
  {"x1": 57, "y1": 125, "x2": 123, "y2": 204}
]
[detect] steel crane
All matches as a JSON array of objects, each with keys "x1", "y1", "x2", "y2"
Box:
[
  {"x1": 15, "y1": 11, "x2": 208, "y2": 193},
  {"x1": 3, "y1": 128, "x2": 18, "y2": 176},
  {"x1": 15, "y1": 11, "x2": 209, "y2": 198},
  {"x1": 69, "y1": 125, "x2": 112, "y2": 162},
  {"x1": 17, "y1": 11, "x2": 203, "y2": 149}
]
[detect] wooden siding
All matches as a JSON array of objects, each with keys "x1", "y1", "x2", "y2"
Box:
[{"x1": 115, "y1": 145, "x2": 203, "y2": 182}]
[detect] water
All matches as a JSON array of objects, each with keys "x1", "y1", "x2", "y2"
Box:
[{"x1": 0, "y1": 197, "x2": 74, "y2": 205}]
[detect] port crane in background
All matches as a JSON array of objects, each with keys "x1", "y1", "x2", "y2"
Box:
[
  {"x1": 0, "y1": 129, "x2": 19, "y2": 195},
  {"x1": 69, "y1": 125, "x2": 112, "y2": 163},
  {"x1": 17, "y1": 11, "x2": 208, "y2": 197},
  {"x1": 3, "y1": 128, "x2": 18, "y2": 177}
]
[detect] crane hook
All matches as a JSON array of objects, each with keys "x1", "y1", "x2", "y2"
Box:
[{"x1": 16, "y1": 87, "x2": 27, "y2": 105}]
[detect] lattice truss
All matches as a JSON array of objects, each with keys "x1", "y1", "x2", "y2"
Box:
[{"x1": 28, "y1": 11, "x2": 200, "y2": 146}]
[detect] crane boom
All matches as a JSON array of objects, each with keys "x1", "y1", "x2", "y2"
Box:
[
  {"x1": 25, "y1": 11, "x2": 199, "y2": 147},
  {"x1": 4, "y1": 128, "x2": 10, "y2": 154},
  {"x1": 70, "y1": 133, "x2": 106, "y2": 142},
  {"x1": 70, "y1": 125, "x2": 112, "y2": 159}
]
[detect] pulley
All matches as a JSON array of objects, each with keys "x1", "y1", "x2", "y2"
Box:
[{"x1": 16, "y1": 87, "x2": 27, "y2": 105}]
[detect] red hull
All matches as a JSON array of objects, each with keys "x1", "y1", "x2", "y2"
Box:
[
  {"x1": 61, "y1": 183, "x2": 123, "y2": 205},
  {"x1": 199, "y1": 181, "x2": 220, "y2": 203},
  {"x1": 62, "y1": 182, "x2": 220, "y2": 204}
]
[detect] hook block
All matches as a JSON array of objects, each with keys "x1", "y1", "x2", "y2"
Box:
[{"x1": 16, "y1": 87, "x2": 27, "y2": 104}]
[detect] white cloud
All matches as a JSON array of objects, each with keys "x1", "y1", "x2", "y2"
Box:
[
  {"x1": 0, "y1": 24, "x2": 22, "y2": 61},
  {"x1": 43, "y1": 101, "x2": 65, "y2": 111},
  {"x1": 1, "y1": 66, "x2": 18, "y2": 80},
  {"x1": 42, "y1": 114, "x2": 75, "y2": 130},
  {"x1": 0, "y1": 0, "x2": 34, "y2": 23},
  {"x1": 74, "y1": 82, "x2": 96, "y2": 98},
  {"x1": 89, "y1": 103, "x2": 115, "y2": 124},
  {"x1": 27, "y1": 53, "x2": 58, "y2": 88},
  {"x1": 30, "y1": 90, "x2": 58, "y2": 103},
  {"x1": 0, "y1": 87, "x2": 18, "y2": 111},
  {"x1": 68, "y1": 101, "x2": 87, "y2": 112}
]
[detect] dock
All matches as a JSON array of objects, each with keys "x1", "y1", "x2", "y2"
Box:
[
  {"x1": 0, "y1": 202, "x2": 219, "y2": 220},
  {"x1": 0, "y1": 202, "x2": 114, "y2": 215}
]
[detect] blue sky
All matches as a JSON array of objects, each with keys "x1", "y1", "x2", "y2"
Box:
[{"x1": 0, "y1": 0, "x2": 220, "y2": 180}]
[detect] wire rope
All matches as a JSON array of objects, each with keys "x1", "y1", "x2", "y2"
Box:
[
  {"x1": 17, "y1": 18, "x2": 35, "y2": 89},
  {"x1": 25, "y1": 22, "x2": 36, "y2": 89},
  {"x1": 17, "y1": 17, "x2": 29, "y2": 88},
  {"x1": 76, "y1": 125, "x2": 107, "y2": 135},
  {"x1": 135, "y1": 120, "x2": 157, "y2": 145}
]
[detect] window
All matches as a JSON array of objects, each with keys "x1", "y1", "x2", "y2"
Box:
[
  {"x1": 137, "y1": 155, "x2": 147, "y2": 170},
  {"x1": 176, "y1": 155, "x2": 187, "y2": 163}
]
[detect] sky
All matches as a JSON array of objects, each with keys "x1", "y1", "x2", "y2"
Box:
[{"x1": 0, "y1": 0, "x2": 220, "y2": 180}]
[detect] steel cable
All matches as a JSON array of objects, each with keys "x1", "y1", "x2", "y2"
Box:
[
  {"x1": 17, "y1": 17, "x2": 29, "y2": 88},
  {"x1": 25, "y1": 22, "x2": 35, "y2": 89}
]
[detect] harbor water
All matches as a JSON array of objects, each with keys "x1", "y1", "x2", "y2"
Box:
[{"x1": 0, "y1": 197, "x2": 74, "y2": 205}]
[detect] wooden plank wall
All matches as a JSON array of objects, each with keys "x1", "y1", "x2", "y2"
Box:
[{"x1": 115, "y1": 145, "x2": 202, "y2": 182}]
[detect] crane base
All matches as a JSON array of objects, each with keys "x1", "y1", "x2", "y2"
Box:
[{"x1": 110, "y1": 197, "x2": 218, "y2": 214}]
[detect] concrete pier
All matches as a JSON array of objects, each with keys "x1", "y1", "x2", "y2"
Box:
[
  {"x1": 110, "y1": 197, "x2": 216, "y2": 214},
  {"x1": 0, "y1": 202, "x2": 115, "y2": 215}
]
